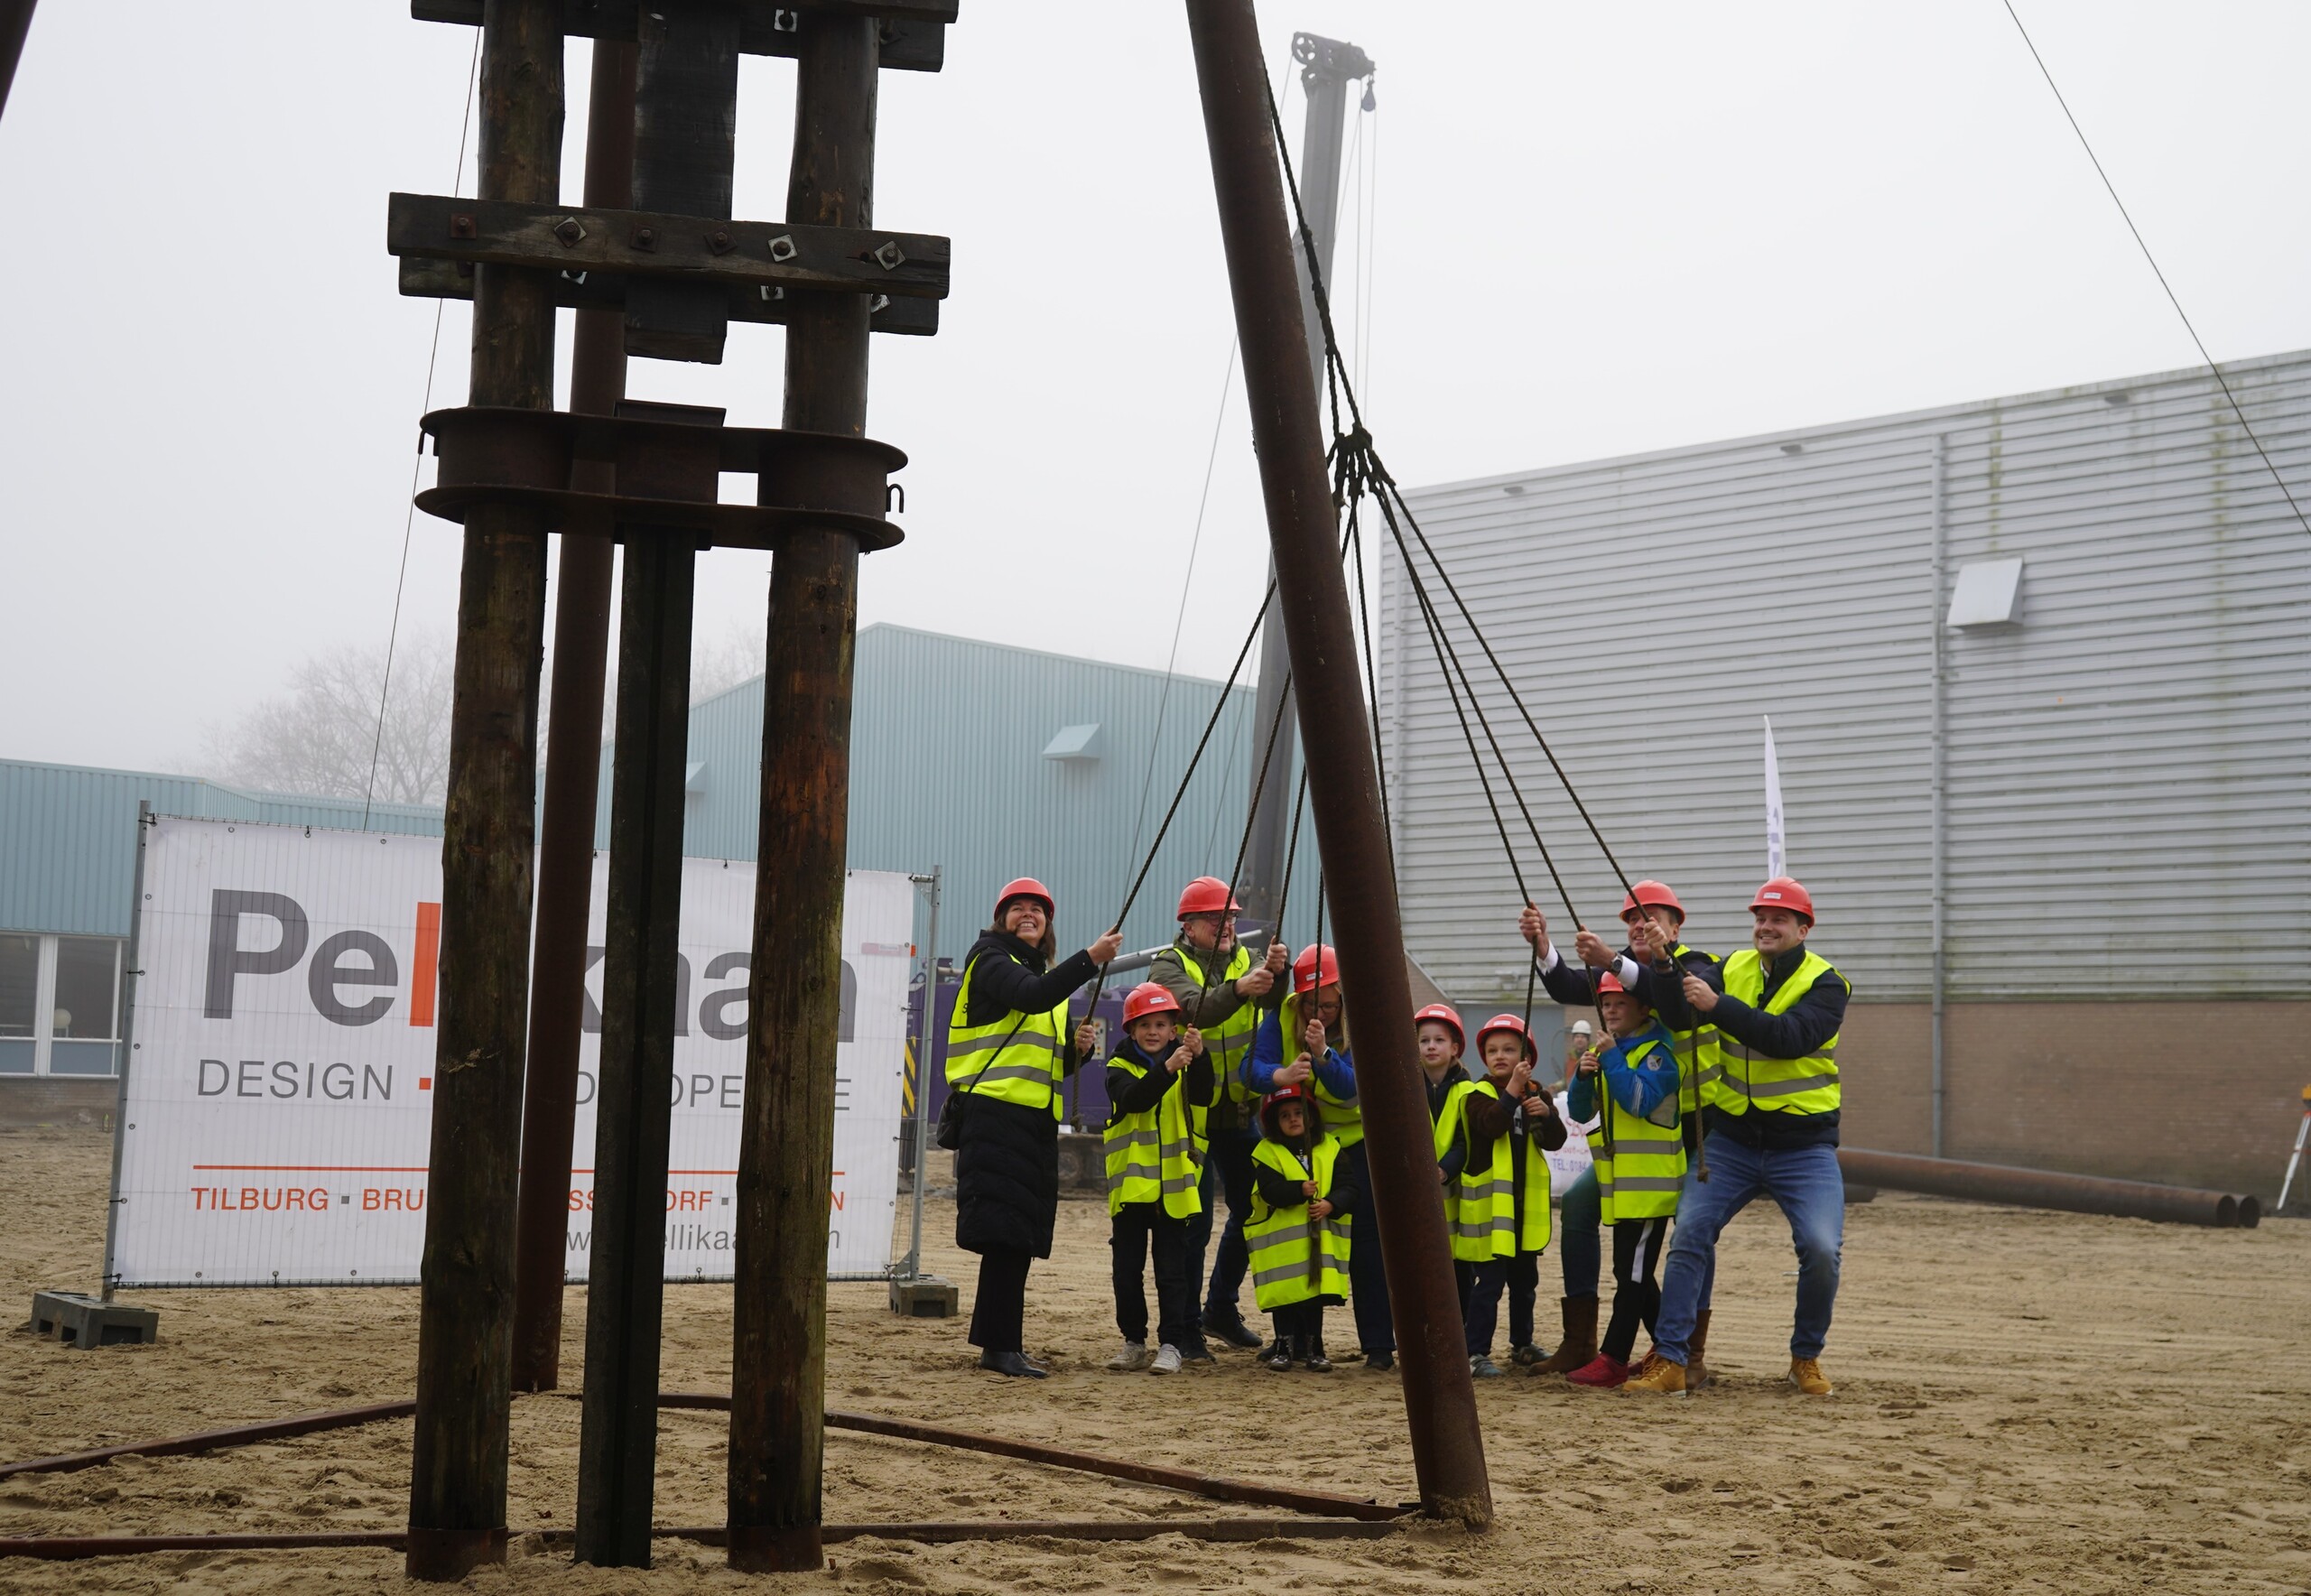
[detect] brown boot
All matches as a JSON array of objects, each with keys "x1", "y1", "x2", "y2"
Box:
[
  {"x1": 1685, "y1": 1309, "x2": 1713, "y2": 1392},
  {"x1": 1529, "y1": 1297, "x2": 1599, "y2": 1377}
]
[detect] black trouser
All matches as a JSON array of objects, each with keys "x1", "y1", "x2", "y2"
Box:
[
  {"x1": 1272, "y1": 1298, "x2": 1325, "y2": 1345},
  {"x1": 1338, "y1": 1140, "x2": 1395, "y2": 1356},
  {"x1": 1111, "y1": 1204, "x2": 1201, "y2": 1351},
  {"x1": 968, "y1": 1247, "x2": 1032, "y2": 1354},
  {"x1": 1194, "y1": 1126, "x2": 1258, "y2": 1323},
  {"x1": 1460, "y1": 1257, "x2": 1512, "y2": 1357},
  {"x1": 1506, "y1": 1248, "x2": 1541, "y2": 1348},
  {"x1": 1601, "y1": 1216, "x2": 1669, "y2": 1364}
]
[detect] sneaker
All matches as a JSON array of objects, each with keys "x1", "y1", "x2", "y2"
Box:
[
  {"x1": 1105, "y1": 1340, "x2": 1151, "y2": 1372},
  {"x1": 1202, "y1": 1310, "x2": 1264, "y2": 1350},
  {"x1": 1469, "y1": 1354, "x2": 1505, "y2": 1379},
  {"x1": 1624, "y1": 1357, "x2": 1688, "y2": 1396},
  {"x1": 1509, "y1": 1343, "x2": 1542, "y2": 1367},
  {"x1": 1565, "y1": 1353, "x2": 1630, "y2": 1388},
  {"x1": 1364, "y1": 1350, "x2": 1395, "y2": 1373},
  {"x1": 1788, "y1": 1357, "x2": 1833, "y2": 1396},
  {"x1": 1150, "y1": 1343, "x2": 1183, "y2": 1375}
]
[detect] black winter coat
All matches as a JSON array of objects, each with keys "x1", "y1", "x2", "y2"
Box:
[{"x1": 952, "y1": 931, "x2": 1100, "y2": 1259}]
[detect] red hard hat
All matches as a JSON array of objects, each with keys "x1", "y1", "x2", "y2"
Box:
[
  {"x1": 1596, "y1": 971, "x2": 1630, "y2": 997},
  {"x1": 1175, "y1": 876, "x2": 1242, "y2": 918},
  {"x1": 1749, "y1": 876, "x2": 1815, "y2": 923},
  {"x1": 992, "y1": 877, "x2": 1054, "y2": 921},
  {"x1": 1620, "y1": 879, "x2": 1685, "y2": 922},
  {"x1": 1292, "y1": 943, "x2": 1341, "y2": 994},
  {"x1": 1475, "y1": 1013, "x2": 1536, "y2": 1061},
  {"x1": 1413, "y1": 1003, "x2": 1464, "y2": 1051},
  {"x1": 1121, "y1": 982, "x2": 1182, "y2": 1026},
  {"x1": 1259, "y1": 1082, "x2": 1314, "y2": 1137}
]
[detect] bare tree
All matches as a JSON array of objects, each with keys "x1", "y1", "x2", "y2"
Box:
[
  {"x1": 689, "y1": 615, "x2": 766, "y2": 704},
  {"x1": 202, "y1": 632, "x2": 454, "y2": 806}
]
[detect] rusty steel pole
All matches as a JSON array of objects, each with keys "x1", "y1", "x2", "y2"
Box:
[
  {"x1": 0, "y1": 0, "x2": 35, "y2": 121},
  {"x1": 1182, "y1": 0, "x2": 1491, "y2": 1526},
  {"x1": 726, "y1": 13, "x2": 879, "y2": 1574},
  {"x1": 510, "y1": 36, "x2": 636, "y2": 1397},
  {"x1": 405, "y1": 0, "x2": 563, "y2": 1581}
]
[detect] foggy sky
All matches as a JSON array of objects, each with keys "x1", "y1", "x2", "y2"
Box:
[{"x1": 3, "y1": 2, "x2": 2306, "y2": 773}]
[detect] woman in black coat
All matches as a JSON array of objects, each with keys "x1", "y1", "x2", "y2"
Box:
[{"x1": 950, "y1": 877, "x2": 1123, "y2": 1377}]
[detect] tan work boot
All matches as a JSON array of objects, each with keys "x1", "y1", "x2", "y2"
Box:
[
  {"x1": 1686, "y1": 1309, "x2": 1713, "y2": 1392},
  {"x1": 1788, "y1": 1356, "x2": 1833, "y2": 1396},
  {"x1": 1624, "y1": 1356, "x2": 1687, "y2": 1396},
  {"x1": 1529, "y1": 1297, "x2": 1599, "y2": 1377}
]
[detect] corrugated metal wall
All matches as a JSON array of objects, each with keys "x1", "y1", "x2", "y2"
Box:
[
  {"x1": 599, "y1": 624, "x2": 1323, "y2": 967},
  {"x1": 1388, "y1": 352, "x2": 2311, "y2": 1006},
  {"x1": 0, "y1": 760, "x2": 441, "y2": 938}
]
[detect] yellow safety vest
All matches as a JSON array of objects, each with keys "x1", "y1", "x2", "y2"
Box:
[
  {"x1": 1278, "y1": 989, "x2": 1360, "y2": 1148},
  {"x1": 1512, "y1": 1102, "x2": 1554, "y2": 1254},
  {"x1": 1102, "y1": 1050, "x2": 1204, "y2": 1220},
  {"x1": 1166, "y1": 941, "x2": 1258, "y2": 1120},
  {"x1": 1659, "y1": 942, "x2": 1719, "y2": 1124},
  {"x1": 945, "y1": 952, "x2": 1070, "y2": 1119},
  {"x1": 1585, "y1": 1034, "x2": 1685, "y2": 1224},
  {"x1": 1706, "y1": 948, "x2": 1845, "y2": 1118},
  {"x1": 1434, "y1": 1078, "x2": 1516, "y2": 1262},
  {"x1": 1246, "y1": 1135, "x2": 1351, "y2": 1312}
]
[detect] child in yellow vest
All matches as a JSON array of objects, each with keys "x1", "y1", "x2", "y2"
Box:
[
  {"x1": 1563, "y1": 972, "x2": 1684, "y2": 1388},
  {"x1": 1472, "y1": 1014, "x2": 1569, "y2": 1367},
  {"x1": 1101, "y1": 982, "x2": 1214, "y2": 1376},
  {"x1": 1247, "y1": 1085, "x2": 1356, "y2": 1372},
  {"x1": 1415, "y1": 1005, "x2": 1518, "y2": 1378}
]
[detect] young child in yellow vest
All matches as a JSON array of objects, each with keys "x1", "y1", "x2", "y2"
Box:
[
  {"x1": 1472, "y1": 1014, "x2": 1569, "y2": 1367},
  {"x1": 1415, "y1": 1005, "x2": 1518, "y2": 1378},
  {"x1": 1247, "y1": 1084, "x2": 1356, "y2": 1372},
  {"x1": 1563, "y1": 972, "x2": 1685, "y2": 1388},
  {"x1": 1101, "y1": 982, "x2": 1215, "y2": 1375}
]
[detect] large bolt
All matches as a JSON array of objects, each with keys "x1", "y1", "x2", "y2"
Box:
[
  {"x1": 633, "y1": 226, "x2": 657, "y2": 251},
  {"x1": 553, "y1": 217, "x2": 586, "y2": 247},
  {"x1": 709, "y1": 228, "x2": 735, "y2": 255},
  {"x1": 450, "y1": 213, "x2": 477, "y2": 240}
]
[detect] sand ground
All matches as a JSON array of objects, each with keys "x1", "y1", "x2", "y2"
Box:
[{"x1": 4, "y1": 1123, "x2": 2309, "y2": 1594}]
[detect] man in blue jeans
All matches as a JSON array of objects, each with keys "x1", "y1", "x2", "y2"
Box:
[{"x1": 1626, "y1": 876, "x2": 1850, "y2": 1397}]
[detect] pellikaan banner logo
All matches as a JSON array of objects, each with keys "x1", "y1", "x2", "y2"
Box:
[{"x1": 109, "y1": 815, "x2": 914, "y2": 1287}]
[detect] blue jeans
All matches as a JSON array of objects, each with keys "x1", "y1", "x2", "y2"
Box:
[
  {"x1": 1194, "y1": 1127, "x2": 1258, "y2": 1322},
  {"x1": 1559, "y1": 1161, "x2": 1714, "y2": 1309},
  {"x1": 1654, "y1": 1133, "x2": 1842, "y2": 1365}
]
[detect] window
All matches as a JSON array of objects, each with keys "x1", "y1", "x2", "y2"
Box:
[
  {"x1": 0, "y1": 935, "x2": 34, "y2": 1075},
  {"x1": 0, "y1": 934, "x2": 125, "y2": 1078}
]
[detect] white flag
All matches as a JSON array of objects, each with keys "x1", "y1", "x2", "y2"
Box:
[{"x1": 1763, "y1": 716, "x2": 1787, "y2": 878}]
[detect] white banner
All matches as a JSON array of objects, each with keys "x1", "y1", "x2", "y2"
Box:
[{"x1": 110, "y1": 816, "x2": 914, "y2": 1287}]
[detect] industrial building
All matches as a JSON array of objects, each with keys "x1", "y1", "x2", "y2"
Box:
[{"x1": 1386, "y1": 350, "x2": 2311, "y2": 1195}]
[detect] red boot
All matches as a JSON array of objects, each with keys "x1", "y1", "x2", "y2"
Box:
[{"x1": 1566, "y1": 1353, "x2": 1630, "y2": 1388}]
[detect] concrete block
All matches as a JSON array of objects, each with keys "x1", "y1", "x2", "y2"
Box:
[
  {"x1": 27, "y1": 1290, "x2": 159, "y2": 1350},
  {"x1": 889, "y1": 1275, "x2": 959, "y2": 1318}
]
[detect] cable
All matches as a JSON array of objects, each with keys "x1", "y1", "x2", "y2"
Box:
[
  {"x1": 363, "y1": 29, "x2": 481, "y2": 830},
  {"x1": 2000, "y1": 0, "x2": 2311, "y2": 540},
  {"x1": 1127, "y1": 338, "x2": 1239, "y2": 865}
]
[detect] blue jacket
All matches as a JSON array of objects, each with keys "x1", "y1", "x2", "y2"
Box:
[
  {"x1": 1245, "y1": 1004, "x2": 1355, "y2": 1109},
  {"x1": 1566, "y1": 1021, "x2": 1680, "y2": 1127}
]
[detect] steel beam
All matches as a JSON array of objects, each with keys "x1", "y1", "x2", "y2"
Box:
[
  {"x1": 1182, "y1": 0, "x2": 1491, "y2": 1527},
  {"x1": 512, "y1": 33, "x2": 635, "y2": 1400},
  {"x1": 727, "y1": 13, "x2": 880, "y2": 1573},
  {"x1": 404, "y1": 0, "x2": 562, "y2": 1579}
]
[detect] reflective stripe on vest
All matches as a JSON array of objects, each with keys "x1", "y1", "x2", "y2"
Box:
[
  {"x1": 1102, "y1": 1054, "x2": 1204, "y2": 1220},
  {"x1": 1245, "y1": 1136, "x2": 1351, "y2": 1311},
  {"x1": 1584, "y1": 1035, "x2": 1685, "y2": 1223},
  {"x1": 1515, "y1": 1109, "x2": 1554, "y2": 1254},
  {"x1": 1708, "y1": 948, "x2": 1845, "y2": 1118},
  {"x1": 945, "y1": 953, "x2": 1069, "y2": 1118},
  {"x1": 1278, "y1": 990, "x2": 1360, "y2": 1147}
]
